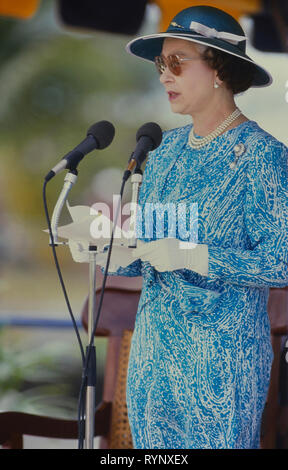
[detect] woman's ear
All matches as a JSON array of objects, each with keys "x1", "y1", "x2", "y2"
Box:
[{"x1": 214, "y1": 73, "x2": 224, "y2": 88}]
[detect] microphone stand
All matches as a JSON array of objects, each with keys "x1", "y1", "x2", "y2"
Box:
[
  {"x1": 128, "y1": 168, "x2": 143, "y2": 248},
  {"x1": 85, "y1": 246, "x2": 97, "y2": 449},
  {"x1": 49, "y1": 169, "x2": 98, "y2": 449},
  {"x1": 50, "y1": 170, "x2": 78, "y2": 245}
]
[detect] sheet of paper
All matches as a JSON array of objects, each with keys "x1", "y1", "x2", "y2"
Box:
[
  {"x1": 44, "y1": 202, "x2": 131, "y2": 244},
  {"x1": 66, "y1": 200, "x2": 91, "y2": 222}
]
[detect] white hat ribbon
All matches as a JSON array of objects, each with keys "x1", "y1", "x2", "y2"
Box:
[{"x1": 189, "y1": 21, "x2": 247, "y2": 45}]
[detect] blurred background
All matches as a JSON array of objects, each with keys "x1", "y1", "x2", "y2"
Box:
[{"x1": 0, "y1": 0, "x2": 287, "y2": 448}]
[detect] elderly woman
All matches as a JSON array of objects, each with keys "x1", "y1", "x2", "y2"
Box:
[{"x1": 98, "y1": 5, "x2": 288, "y2": 449}]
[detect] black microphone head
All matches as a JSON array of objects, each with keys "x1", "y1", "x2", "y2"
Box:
[
  {"x1": 87, "y1": 120, "x2": 115, "y2": 149},
  {"x1": 136, "y1": 122, "x2": 162, "y2": 151}
]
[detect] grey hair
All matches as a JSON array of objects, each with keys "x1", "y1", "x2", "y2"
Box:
[{"x1": 194, "y1": 43, "x2": 208, "y2": 54}]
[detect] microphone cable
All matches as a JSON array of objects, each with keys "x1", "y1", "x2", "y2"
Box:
[
  {"x1": 43, "y1": 179, "x2": 87, "y2": 445},
  {"x1": 42, "y1": 179, "x2": 85, "y2": 366},
  {"x1": 43, "y1": 177, "x2": 98, "y2": 448}
]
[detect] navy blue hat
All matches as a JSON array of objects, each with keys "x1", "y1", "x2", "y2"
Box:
[{"x1": 126, "y1": 5, "x2": 272, "y2": 87}]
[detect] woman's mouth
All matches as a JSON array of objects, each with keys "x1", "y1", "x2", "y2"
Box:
[{"x1": 167, "y1": 91, "x2": 180, "y2": 101}]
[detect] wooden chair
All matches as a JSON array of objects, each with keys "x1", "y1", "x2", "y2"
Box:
[
  {"x1": 0, "y1": 269, "x2": 142, "y2": 449},
  {"x1": 261, "y1": 286, "x2": 288, "y2": 449},
  {"x1": 0, "y1": 276, "x2": 287, "y2": 449}
]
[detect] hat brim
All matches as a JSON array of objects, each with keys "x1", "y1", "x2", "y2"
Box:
[{"x1": 126, "y1": 32, "x2": 272, "y2": 88}]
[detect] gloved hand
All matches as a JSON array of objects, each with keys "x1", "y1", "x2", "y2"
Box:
[
  {"x1": 132, "y1": 238, "x2": 208, "y2": 275},
  {"x1": 68, "y1": 240, "x2": 137, "y2": 272}
]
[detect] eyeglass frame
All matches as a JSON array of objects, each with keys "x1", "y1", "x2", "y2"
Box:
[{"x1": 154, "y1": 53, "x2": 202, "y2": 76}]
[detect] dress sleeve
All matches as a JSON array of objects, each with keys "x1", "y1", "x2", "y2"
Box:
[
  {"x1": 207, "y1": 139, "x2": 288, "y2": 288},
  {"x1": 104, "y1": 259, "x2": 142, "y2": 277}
]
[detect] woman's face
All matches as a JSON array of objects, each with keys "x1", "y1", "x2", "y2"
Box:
[{"x1": 159, "y1": 38, "x2": 217, "y2": 116}]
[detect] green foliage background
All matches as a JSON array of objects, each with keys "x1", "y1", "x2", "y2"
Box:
[{"x1": 0, "y1": 0, "x2": 161, "y2": 268}]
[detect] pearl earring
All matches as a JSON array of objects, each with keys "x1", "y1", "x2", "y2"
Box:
[{"x1": 214, "y1": 80, "x2": 219, "y2": 89}]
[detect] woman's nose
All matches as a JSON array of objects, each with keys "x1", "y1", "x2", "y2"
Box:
[{"x1": 159, "y1": 67, "x2": 175, "y2": 84}]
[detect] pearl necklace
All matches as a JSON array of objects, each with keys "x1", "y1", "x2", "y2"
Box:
[{"x1": 188, "y1": 108, "x2": 242, "y2": 149}]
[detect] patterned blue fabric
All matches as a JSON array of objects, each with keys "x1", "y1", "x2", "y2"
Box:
[{"x1": 112, "y1": 120, "x2": 288, "y2": 449}]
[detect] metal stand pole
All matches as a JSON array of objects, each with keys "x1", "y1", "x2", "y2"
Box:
[
  {"x1": 85, "y1": 247, "x2": 97, "y2": 449},
  {"x1": 128, "y1": 170, "x2": 142, "y2": 248}
]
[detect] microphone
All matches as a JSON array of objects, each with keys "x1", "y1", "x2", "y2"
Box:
[
  {"x1": 45, "y1": 120, "x2": 115, "y2": 182},
  {"x1": 126, "y1": 122, "x2": 162, "y2": 247},
  {"x1": 127, "y1": 122, "x2": 162, "y2": 171}
]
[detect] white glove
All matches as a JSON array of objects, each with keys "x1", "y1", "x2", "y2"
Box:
[{"x1": 132, "y1": 238, "x2": 208, "y2": 276}]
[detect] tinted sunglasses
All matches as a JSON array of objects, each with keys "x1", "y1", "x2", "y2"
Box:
[{"x1": 154, "y1": 54, "x2": 201, "y2": 76}]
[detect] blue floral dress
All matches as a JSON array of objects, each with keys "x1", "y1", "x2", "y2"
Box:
[{"x1": 112, "y1": 120, "x2": 288, "y2": 449}]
